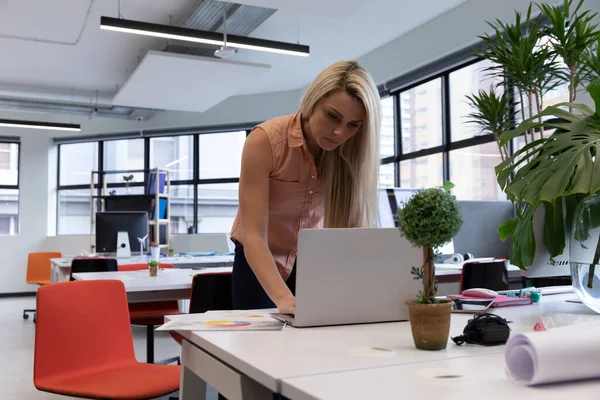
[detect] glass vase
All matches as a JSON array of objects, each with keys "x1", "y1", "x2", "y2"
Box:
[{"x1": 570, "y1": 192, "x2": 600, "y2": 314}]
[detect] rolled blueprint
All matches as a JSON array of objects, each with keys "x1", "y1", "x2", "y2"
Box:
[{"x1": 505, "y1": 321, "x2": 600, "y2": 385}]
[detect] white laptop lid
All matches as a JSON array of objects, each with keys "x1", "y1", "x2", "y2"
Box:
[{"x1": 294, "y1": 228, "x2": 423, "y2": 327}]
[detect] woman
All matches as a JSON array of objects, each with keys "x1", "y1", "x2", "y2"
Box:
[{"x1": 230, "y1": 60, "x2": 381, "y2": 314}]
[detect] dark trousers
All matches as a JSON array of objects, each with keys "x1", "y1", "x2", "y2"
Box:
[
  {"x1": 231, "y1": 241, "x2": 296, "y2": 310},
  {"x1": 219, "y1": 242, "x2": 293, "y2": 400}
]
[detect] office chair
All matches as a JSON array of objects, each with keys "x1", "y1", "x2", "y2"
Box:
[
  {"x1": 460, "y1": 260, "x2": 509, "y2": 292},
  {"x1": 23, "y1": 252, "x2": 62, "y2": 322},
  {"x1": 69, "y1": 257, "x2": 118, "y2": 280},
  {"x1": 170, "y1": 271, "x2": 233, "y2": 345},
  {"x1": 34, "y1": 280, "x2": 180, "y2": 399}
]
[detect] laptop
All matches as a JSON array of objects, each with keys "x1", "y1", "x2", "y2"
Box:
[{"x1": 271, "y1": 228, "x2": 422, "y2": 327}]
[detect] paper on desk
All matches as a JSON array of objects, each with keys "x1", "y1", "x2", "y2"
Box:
[
  {"x1": 156, "y1": 311, "x2": 285, "y2": 331},
  {"x1": 540, "y1": 313, "x2": 600, "y2": 329},
  {"x1": 505, "y1": 321, "x2": 600, "y2": 385}
]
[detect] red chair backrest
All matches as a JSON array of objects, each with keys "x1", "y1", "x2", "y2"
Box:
[
  {"x1": 34, "y1": 280, "x2": 135, "y2": 383},
  {"x1": 118, "y1": 263, "x2": 174, "y2": 272}
]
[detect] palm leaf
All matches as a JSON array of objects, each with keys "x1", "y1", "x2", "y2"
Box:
[
  {"x1": 464, "y1": 89, "x2": 518, "y2": 136},
  {"x1": 476, "y1": 4, "x2": 563, "y2": 98},
  {"x1": 540, "y1": 0, "x2": 598, "y2": 64}
]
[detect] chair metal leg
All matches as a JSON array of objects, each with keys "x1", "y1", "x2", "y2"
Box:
[
  {"x1": 146, "y1": 325, "x2": 154, "y2": 364},
  {"x1": 155, "y1": 355, "x2": 180, "y2": 365},
  {"x1": 145, "y1": 324, "x2": 181, "y2": 365}
]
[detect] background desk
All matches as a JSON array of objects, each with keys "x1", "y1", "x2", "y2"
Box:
[
  {"x1": 171, "y1": 294, "x2": 592, "y2": 400},
  {"x1": 281, "y1": 352, "x2": 600, "y2": 400},
  {"x1": 51, "y1": 255, "x2": 234, "y2": 283},
  {"x1": 72, "y1": 267, "x2": 232, "y2": 303}
]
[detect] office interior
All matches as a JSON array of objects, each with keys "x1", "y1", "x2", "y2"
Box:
[{"x1": 2, "y1": 0, "x2": 599, "y2": 399}]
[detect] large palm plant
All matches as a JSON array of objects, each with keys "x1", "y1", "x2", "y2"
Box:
[
  {"x1": 496, "y1": 78, "x2": 600, "y2": 276},
  {"x1": 467, "y1": 0, "x2": 600, "y2": 269},
  {"x1": 477, "y1": 4, "x2": 562, "y2": 146}
]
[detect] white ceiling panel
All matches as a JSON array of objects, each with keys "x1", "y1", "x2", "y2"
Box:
[
  {"x1": 0, "y1": 0, "x2": 93, "y2": 42},
  {"x1": 112, "y1": 51, "x2": 271, "y2": 112}
]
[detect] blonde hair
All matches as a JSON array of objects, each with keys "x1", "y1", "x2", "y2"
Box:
[{"x1": 300, "y1": 60, "x2": 381, "y2": 229}]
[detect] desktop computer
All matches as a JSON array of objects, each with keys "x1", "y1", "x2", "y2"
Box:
[{"x1": 95, "y1": 211, "x2": 149, "y2": 258}]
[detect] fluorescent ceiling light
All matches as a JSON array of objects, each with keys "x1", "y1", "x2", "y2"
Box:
[
  {"x1": 100, "y1": 16, "x2": 310, "y2": 57},
  {"x1": 0, "y1": 119, "x2": 81, "y2": 132}
]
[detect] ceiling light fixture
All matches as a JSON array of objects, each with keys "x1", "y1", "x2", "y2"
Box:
[
  {"x1": 0, "y1": 119, "x2": 81, "y2": 132},
  {"x1": 100, "y1": 16, "x2": 310, "y2": 57}
]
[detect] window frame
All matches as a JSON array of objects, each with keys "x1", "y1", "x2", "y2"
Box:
[
  {"x1": 56, "y1": 130, "x2": 252, "y2": 235},
  {"x1": 380, "y1": 57, "x2": 509, "y2": 196},
  {"x1": 0, "y1": 139, "x2": 21, "y2": 235},
  {"x1": 0, "y1": 140, "x2": 20, "y2": 190}
]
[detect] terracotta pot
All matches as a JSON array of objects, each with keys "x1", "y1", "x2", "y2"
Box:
[
  {"x1": 149, "y1": 266, "x2": 158, "y2": 277},
  {"x1": 407, "y1": 300, "x2": 452, "y2": 351}
]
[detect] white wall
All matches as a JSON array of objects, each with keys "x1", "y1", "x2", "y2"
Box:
[
  {"x1": 360, "y1": 0, "x2": 544, "y2": 85},
  {"x1": 3, "y1": 0, "x2": 600, "y2": 293}
]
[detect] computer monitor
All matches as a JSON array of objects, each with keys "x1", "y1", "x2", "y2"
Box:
[
  {"x1": 378, "y1": 187, "x2": 455, "y2": 255},
  {"x1": 95, "y1": 211, "x2": 149, "y2": 257}
]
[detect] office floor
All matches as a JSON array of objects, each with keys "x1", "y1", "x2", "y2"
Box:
[{"x1": 1, "y1": 296, "x2": 218, "y2": 400}]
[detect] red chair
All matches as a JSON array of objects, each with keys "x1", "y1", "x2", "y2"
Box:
[
  {"x1": 118, "y1": 263, "x2": 182, "y2": 364},
  {"x1": 23, "y1": 252, "x2": 62, "y2": 322},
  {"x1": 34, "y1": 280, "x2": 179, "y2": 399}
]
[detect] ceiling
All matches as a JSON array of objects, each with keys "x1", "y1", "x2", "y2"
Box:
[{"x1": 0, "y1": 0, "x2": 467, "y2": 119}]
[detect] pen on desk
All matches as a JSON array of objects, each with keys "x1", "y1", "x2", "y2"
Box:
[{"x1": 282, "y1": 322, "x2": 288, "y2": 330}]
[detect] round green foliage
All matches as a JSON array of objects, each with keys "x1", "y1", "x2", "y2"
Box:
[{"x1": 397, "y1": 187, "x2": 463, "y2": 248}]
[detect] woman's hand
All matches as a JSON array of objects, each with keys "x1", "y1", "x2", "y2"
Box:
[{"x1": 276, "y1": 294, "x2": 296, "y2": 315}]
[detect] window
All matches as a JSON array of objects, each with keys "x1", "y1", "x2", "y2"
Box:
[
  {"x1": 379, "y1": 59, "x2": 507, "y2": 199},
  {"x1": 449, "y1": 59, "x2": 502, "y2": 141},
  {"x1": 103, "y1": 139, "x2": 145, "y2": 184},
  {"x1": 56, "y1": 130, "x2": 250, "y2": 235},
  {"x1": 150, "y1": 136, "x2": 194, "y2": 181},
  {"x1": 57, "y1": 189, "x2": 94, "y2": 235},
  {"x1": 0, "y1": 142, "x2": 19, "y2": 235},
  {"x1": 59, "y1": 142, "x2": 98, "y2": 186},
  {"x1": 199, "y1": 131, "x2": 246, "y2": 179},
  {"x1": 449, "y1": 142, "x2": 505, "y2": 200},
  {"x1": 197, "y1": 182, "x2": 239, "y2": 234},
  {"x1": 380, "y1": 97, "x2": 395, "y2": 158},
  {"x1": 170, "y1": 184, "x2": 194, "y2": 234},
  {"x1": 400, "y1": 155, "x2": 444, "y2": 188},
  {"x1": 379, "y1": 163, "x2": 394, "y2": 188},
  {"x1": 400, "y1": 79, "x2": 443, "y2": 153}
]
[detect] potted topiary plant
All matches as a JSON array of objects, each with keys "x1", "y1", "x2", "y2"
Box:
[
  {"x1": 397, "y1": 183, "x2": 464, "y2": 350},
  {"x1": 168, "y1": 247, "x2": 175, "y2": 257},
  {"x1": 148, "y1": 259, "x2": 160, "y2": 277}
]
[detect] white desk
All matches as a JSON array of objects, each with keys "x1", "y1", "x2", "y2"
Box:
[
  {"x1": 281, "y1": 352, "x2": 600, "y2": 400},
  {"x1": 171, "y1": 294, "x2": 593, "y2": 399},
  {"x1": 72, "y1": 267, "x2": 232, "y2": 303},
  {"x1": 51, "y1": 255, "x2": 234, "y2": 283}
]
